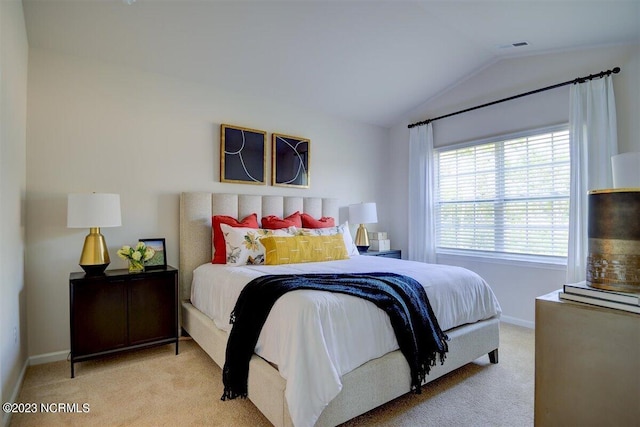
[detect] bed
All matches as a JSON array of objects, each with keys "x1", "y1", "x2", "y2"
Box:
[{"x1": 179, "y1": 192, "x2": 501, "y2": 427}]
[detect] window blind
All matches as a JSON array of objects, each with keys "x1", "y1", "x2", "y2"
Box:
[{"x1": 436, "y1": 125, "x2": 570, "y2": 260}]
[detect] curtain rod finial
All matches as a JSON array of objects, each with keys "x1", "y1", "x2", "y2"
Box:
[{"x1": 613, "y1": 67, "x2": 621, "y2": 74}]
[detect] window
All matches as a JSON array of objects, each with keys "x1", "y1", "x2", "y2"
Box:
[{"x1": 436, "y1": 125, "x2": 570, "y2": 262}]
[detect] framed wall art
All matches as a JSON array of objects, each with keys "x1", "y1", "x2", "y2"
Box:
[
  {"x1": 220, "y1": 124, "x2": 266, "y2": 185},
  {"x1": 139, "y1": 238, "x2": 167, "y2": 270},
  {"x1": 272, "y1": 133, "x2": 310, "y2": 188}
]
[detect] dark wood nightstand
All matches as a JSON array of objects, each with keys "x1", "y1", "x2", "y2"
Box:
[
  {"x1": 359, "y1": 249, "x2": 401, "y2": 259},
  {"x1": 69, "y1": 266, "x2": 179, "y2": 378}
]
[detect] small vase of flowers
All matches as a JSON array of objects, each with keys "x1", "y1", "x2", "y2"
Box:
[{"x1": 117, "y1": 242, "x2": 155, "y2": 273}]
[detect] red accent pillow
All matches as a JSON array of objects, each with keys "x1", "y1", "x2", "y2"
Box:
[
  {"x1": 301, "y1": 213, "x2": 335, "y2": 228},
  {"x1": 262, "y1": 211, "x2": 302, "y2": 229},
  {"x1": 212, "y1": 213, "x2": 259, "y2": 264}
]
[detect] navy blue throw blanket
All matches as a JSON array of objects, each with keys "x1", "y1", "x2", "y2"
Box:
[{"x1": 221, "y1": 272, "x2": 449, "y2": 401}]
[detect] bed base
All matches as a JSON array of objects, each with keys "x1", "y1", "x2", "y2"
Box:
[{"x1": 182, "y1": 300, "x2": 499, "y2": 427}]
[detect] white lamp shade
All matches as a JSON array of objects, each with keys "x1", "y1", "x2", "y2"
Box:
[
  {"x1": 67, "y1": 193, "x2": 122, "y2": 228},
  {"x1": 612, "y1": 152, "x2": 640, "y2": 188},
  {"x1": 349, "y1": 202, "x2": 378, "y2": 224}
]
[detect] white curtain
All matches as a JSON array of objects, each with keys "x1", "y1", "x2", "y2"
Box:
[
  {"x1": 566, "y1": 76, "x2": 618, "y2": 283},
  {"x1": 408, "y1": 123, "x2": 436, "y2": 263}
]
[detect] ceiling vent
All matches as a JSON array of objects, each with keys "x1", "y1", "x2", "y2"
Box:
[{"x1": 497, "y1": 41, "x2": 530, "y2": 50}]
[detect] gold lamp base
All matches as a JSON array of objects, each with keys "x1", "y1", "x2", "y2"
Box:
[
  {"x1": 79, "y1": 227, "x2": 110, "y2": 275},
  {"x1": 354, "y1": 224, "x2": 370, "y2": 252}
]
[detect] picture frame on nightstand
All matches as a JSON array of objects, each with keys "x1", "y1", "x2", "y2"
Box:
[{"x1": 139, "y1": 238, "x2": 167, "y2": 270}]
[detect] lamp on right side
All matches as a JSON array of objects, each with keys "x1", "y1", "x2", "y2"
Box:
[
  {"x1": 611, "y1": 151, "x2": 640, "y2": 188},
  {"x1": 349, "y1": 202, "x2": 377, "y2": 253}
]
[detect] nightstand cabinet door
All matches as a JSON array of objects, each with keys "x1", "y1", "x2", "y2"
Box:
[
  {"x1": 72, "y1": 279, "x2": 127, "y2": 355},
  {"x1": 128, "y1": 275, "x2": 177, "y2": 345}
]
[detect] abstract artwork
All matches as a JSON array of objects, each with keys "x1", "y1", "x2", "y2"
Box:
[
  {"x1": 272, "y1": 133, "x2": 310, "y2": 188},
  {"x1": 220, "y1": 124, "x2": 266, "y2": 185}
]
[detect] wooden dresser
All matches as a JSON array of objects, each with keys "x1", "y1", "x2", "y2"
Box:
[{"x1": 534, "y1": 290, "x2": 640, "y2": 426}]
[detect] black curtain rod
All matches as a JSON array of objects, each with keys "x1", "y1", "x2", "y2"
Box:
[{"x1": 407, "y1": 66, "x2": 621, "y2": 129}]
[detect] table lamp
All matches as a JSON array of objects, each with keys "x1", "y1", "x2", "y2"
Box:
[
  {"x1": 611, "y1": 151, "x2": 640, "y2": 188},
  {"x1": 67, "y1": 193, "x2": 122, "y2": 275},
  {"x1": 349, "y1": 202, "x2": 378, "y2": 252}
]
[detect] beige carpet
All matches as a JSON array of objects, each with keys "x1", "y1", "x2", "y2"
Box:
[{"x1": 10, "y1": 323, "x2": 533, "y2": 426}]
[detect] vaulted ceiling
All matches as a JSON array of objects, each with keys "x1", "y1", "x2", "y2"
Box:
[{"x1": 23, "y1": 0, "x2": 640, "y2": 128}]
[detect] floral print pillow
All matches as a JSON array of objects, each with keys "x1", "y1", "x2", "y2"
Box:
[{"x1": 219, "y1": 224, "x2": 294, "y2": 266}]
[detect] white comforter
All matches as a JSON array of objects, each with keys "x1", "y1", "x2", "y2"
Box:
[{"x1": 191, "y1": 256, "x2": 501, "y2": 427}]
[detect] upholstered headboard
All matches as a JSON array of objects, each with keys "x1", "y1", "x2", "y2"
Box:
[{"x1": 179, "y1": 192, "x2": 339, "y2": 301}]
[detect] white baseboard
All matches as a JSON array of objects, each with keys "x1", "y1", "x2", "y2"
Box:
[
  {"x1": 1, "y1": 358, "x2": 29, "y2": 427},
  {"x1": 1, "y1": 350, "x2": 70, "y2": 427},
  {"x1": 29, "y1": 349, "x2": 69, "y2": 365},
  {"x1": 500, "y1": 315, "x2": 535, "y2": 329}
]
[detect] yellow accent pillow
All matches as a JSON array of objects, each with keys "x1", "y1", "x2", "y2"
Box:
[{"x1": 261, "y1": 234, "x2": 349, "y2": 265}]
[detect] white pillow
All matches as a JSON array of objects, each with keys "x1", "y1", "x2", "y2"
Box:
[
  {"x1": 296, "y1": 221, "x2": 359, "y2": 257},
  {"x1": 220, "y1": 224, "x2": 294, "y2": 266}
]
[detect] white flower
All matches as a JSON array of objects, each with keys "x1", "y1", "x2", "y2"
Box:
[
  {"x1": 116, "y1": 247, "x2": 131, "y2": 260},
  {"x1": 117, "y1": 242, "x2": 156, "y2": 266},
  {"x1": 144, "y1": 248, "x2": 155, "y2": 261}
]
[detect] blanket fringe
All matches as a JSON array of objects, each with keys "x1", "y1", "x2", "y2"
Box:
[
  {"x1": 412, "y1": 344, "x2": 449, "y2": 394},
  {"x1": 221, "y1": 364, "x2": 247, "y2": 401},
  {"x1": 221, "y1": 388, "x2": 247, "y2": 401}
]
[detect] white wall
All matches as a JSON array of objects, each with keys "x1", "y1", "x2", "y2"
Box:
[
  {"x1": 25, "y1": 49, "x2": 390, "y2": 358},
  {"x1": 388, "y1": 44, "x2": 640, "y2": 327},
  {"x1": 21, "y1": 35, "x2": 640, "y2": 357},
  {"x1": 1, "y1": 0, "x2": 29, "y2": 424}
]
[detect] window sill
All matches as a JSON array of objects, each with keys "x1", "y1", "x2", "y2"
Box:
[{"x1": 436, "y1": 249, "x2": 567, "y2": 270}]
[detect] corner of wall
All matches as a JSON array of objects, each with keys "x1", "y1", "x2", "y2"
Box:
[{"x1": 1, "y1": 0, "x2": 30, "y2": 420}]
